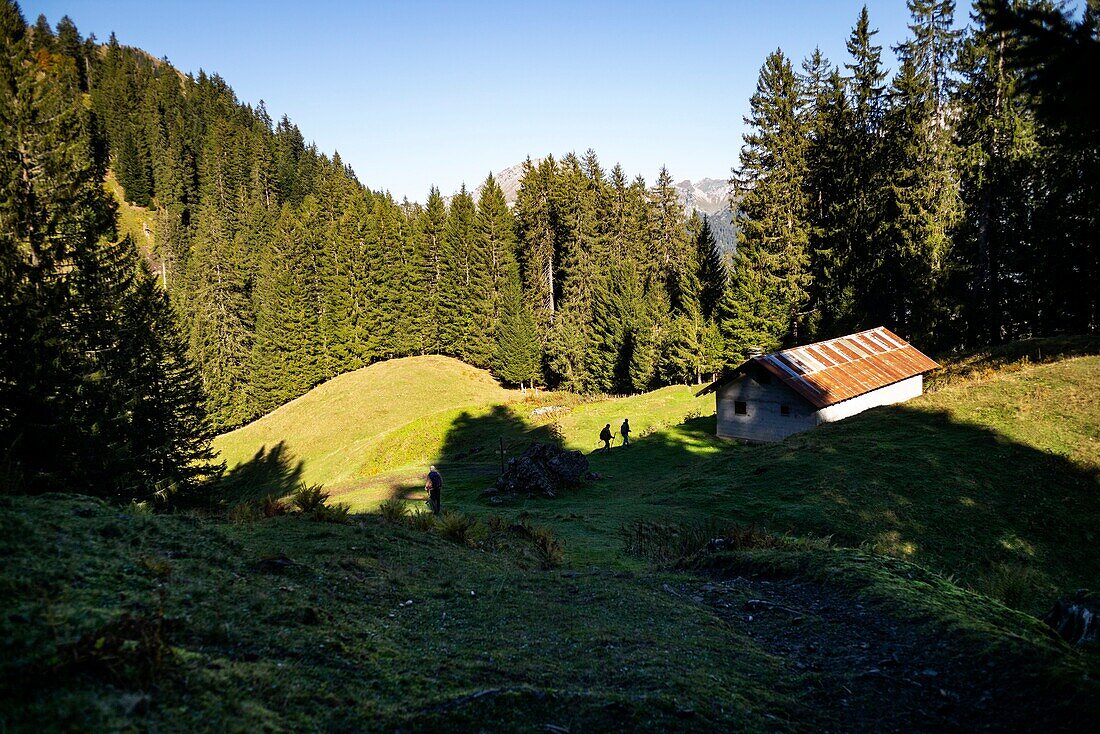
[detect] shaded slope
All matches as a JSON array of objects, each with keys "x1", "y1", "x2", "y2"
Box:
[{"x1": 1, "y1": 494, "x2": 1093, "y2": 732}]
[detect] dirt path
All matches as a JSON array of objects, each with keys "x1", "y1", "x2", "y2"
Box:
[{"x1": 675, "y1": 576, "x2": 1076, "y2": 732}]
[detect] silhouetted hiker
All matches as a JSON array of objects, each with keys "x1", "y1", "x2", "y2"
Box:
[
  {"x1": 425, "y1": 465, "x2": 443, "y2": 515},
  {"x1": 599, "y1": 424, "x2": 613, "y2": 453},
  {"x1": 620, "y1": 418, "x2": 631, "y2": 446}
]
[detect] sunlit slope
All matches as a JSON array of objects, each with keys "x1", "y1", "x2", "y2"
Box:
[{"x1": 213, "y1": 355, "x2": 516, "y2": 487}]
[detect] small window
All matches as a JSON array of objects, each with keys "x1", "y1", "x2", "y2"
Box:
[
  {"x1": 734, "y1": 401, "x2": 748, "y2": 415},
  {"x1": 780, "y1": 404, "x2": 791, "y2": 416}
]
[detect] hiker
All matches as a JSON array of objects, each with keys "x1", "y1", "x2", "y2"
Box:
[
  {"x1": 425, "y1": 465, "x2": 443, "y2": 515},
  {"x1": 620, "y1": 418, "x2": 631, "y2": 446},
  {"x1": 599, "y1": 423, "x2": 613, "y2": 453}
]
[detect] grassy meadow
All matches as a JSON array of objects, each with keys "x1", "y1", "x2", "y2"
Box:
[
  {"x1": 213, "y1": 343, "x2": 1099, "y2": 614},
  {"x1": 2, "y1": 493, "x2": 1094, "y2": 732},
  {"x1": 4, "y1": 340, "x2": 1098, "y2": 731}
]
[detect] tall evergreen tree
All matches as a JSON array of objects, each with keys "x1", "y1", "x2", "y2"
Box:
[
  {"x1": 953, "y1": 2, "x2": 1038, "y2": 343},
  {"x1": 493, "y1": 273, "x2": 541, "y2": 389},
  {"x1": 721, "y1": 49, "x2": 812, "y2": 363},
  {"x1": 878, "y1": 0, "x2": 962, "y2": 343},
  {"x1": 1, "y1": 4, "x2": 214, "y2": 498},
  {"x1": 838, "y1": 6, "x2": 890, "y2": 334},
  {"x1": 476, "y1": 174, "x2": 520, "y2": 342},
  {"x1": 413, "y1": 187, "x2": 447, "y2": 353},
  {"x1": 692, "y1": 213, "x2": 727, "y2": 322},
  {"x1": 439, "y1": 187, "x2": 493, "y2": 366},
  {"x1": 514, "y1": 157, "x2": 559, "y2": 328}
]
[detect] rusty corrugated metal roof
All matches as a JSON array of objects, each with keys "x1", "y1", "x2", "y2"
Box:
[{"x1": 697, "y1": 327, "x2": 939, "y2": 408}]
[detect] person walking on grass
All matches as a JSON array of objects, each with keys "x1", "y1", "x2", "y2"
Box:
[
  {"x1": 425, "y1": 465, "x2": 443, "y2": 515},
  {"x1": 620, "y1": 418, "x2": 631, "y2": 446},
  {"x1": 599, "y1": 423, "x2": 613, "y2": 453}
]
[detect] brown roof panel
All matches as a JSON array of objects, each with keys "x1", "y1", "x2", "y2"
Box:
[{"x1": 697, "y1": 327, "x2": 939, "y2": 405}]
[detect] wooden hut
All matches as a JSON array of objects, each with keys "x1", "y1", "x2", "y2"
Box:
[{"x1": 697, "y1": 327, "x2": 938, "y2": 442}]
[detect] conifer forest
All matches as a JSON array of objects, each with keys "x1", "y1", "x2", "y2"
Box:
[{"x1": 2, "y1": 0, "x2": 1098, "y2": 500}]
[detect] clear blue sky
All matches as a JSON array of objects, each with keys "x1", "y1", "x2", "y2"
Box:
[{"x1": 23, "y1": 0, "x2": 955, "y2": 201}]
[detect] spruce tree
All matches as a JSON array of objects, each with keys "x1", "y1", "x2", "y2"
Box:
[
  {"x1": 476, "y1": 174, "x2": 520, "y2": 347},
  {"x1": 952, "y1": 3, "x2": 1038, "y2": 344},
  {"x1": 1, "y1": 5, "x2": 214, "y2": 498},
  {"x1": 691, "y1": 212, "x2": 727, "y2": 321},
  {"x1": 514, "y1": 157, "x2": 559, "y2": 328},
  {"x1": 492, "y1": 272, "x2": 541, "y2": 388},
  {"x1": 839, "y1": 6, "x2": 890, "y2": 335},
  {"x1": 721, "y1": 49, "x2": 812, "y2": 363},
  {"x1": 414, "y1": 187, "x2": 448, "y2": 353},
  {"x1": 879, "y1": 0, "x2": 962, "y2": 343},
  {"x1": 439, "y1": 187, "x2": 493, "y2": 366}
]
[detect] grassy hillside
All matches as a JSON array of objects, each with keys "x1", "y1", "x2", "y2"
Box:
[
  {"x1": 1, "y1": 494, "x2": 1094, "y2": 732},
  {"x1": 214, "y1": 356, "x2": 518, "y2": 487},
  {"x1": 105, "y1": 171, "x2": 156, "y2": 257},
  {"x1": 370, "y1": 352, "x2": 1097, "y2": 614},
  {"x1": 214, "y1": 356, "x2": 712, "y2": 494},
  {"x1": 213, "y1": 347, "x2": 1098, "y2": 614}
]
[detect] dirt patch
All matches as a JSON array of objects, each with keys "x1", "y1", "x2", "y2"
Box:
[{"x1": 674, "y1": 576, "x2": 1084, "y2": 732}]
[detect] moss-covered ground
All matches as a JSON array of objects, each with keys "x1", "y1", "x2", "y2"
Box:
[{"x1": 1, "y1": 494, "x2": 1094, "y2": 732}]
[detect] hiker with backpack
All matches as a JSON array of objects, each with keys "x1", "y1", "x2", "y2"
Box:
[
  {"x1": 599, "y1": 423, "x2": 613, "y2": 453},
  {"x1": 425, "y1": 465, "x2": 443, "y2": 515}
]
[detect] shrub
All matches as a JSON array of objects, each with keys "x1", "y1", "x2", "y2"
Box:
[
  {"x1": 310, "y1": 501, "x2": 351, "y2": 524},
  {"x1": 378, "y1": 499, "x2": 408, "y2": 523},
  {"x1": 435, "y1": 511, "x2": 480, "y2": 545},
  {"x1": 292, "y1": 484, "x2": 329, "y2": 513},
  {"x1": 529, "y1": 525, "x2": 564, "y2": 569},
  {"x1": 227, "y1": 500, "x2": 262, "y2": 524},
  {"x1": 976, "y1": 562, "x2": 1048, "y2": 609},
  {"x1": 260, "y1": 495, "x2": 290, "y2": 518},
  {"x1": 408, "y1": 509, "x2": 436, "y2": 532}
]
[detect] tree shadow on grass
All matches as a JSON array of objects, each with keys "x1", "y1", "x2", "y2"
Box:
[
  {"x1": 688, "y1": 403, "x2": 1099, "y2": 614},
  {"x1": 204, "y1": 441, "x2": 306, "y2": 506},
  {"x1": 433, "y1": 393, "x2": 1099, "y2": 614}
]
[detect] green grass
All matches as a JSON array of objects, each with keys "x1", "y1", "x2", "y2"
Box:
[
  {"x1": 1, "y1": 494, "x2": 1093, "y2": 731},
  {"x1": 213, "y1": 355, "x2": 519, "y2": 487},
  {"x1": 214, "y1": 356, "x2": 712, "y2": 498},
  {"x1": 213, "y1": 347, "x2": 1098, "y2": 615},
  {"x1": 105, "y1": 171, "x2": 156, "y2": 257}
]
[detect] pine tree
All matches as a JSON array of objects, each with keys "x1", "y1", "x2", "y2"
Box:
[
  {"x1": 650, "y1": 166, "x2": 698, "y2": 317},
  {"x1": 1, "y1": 6, "x2": 214, "y2": 498},
  {"x1": 476, "y1": 174, "x2": 520, "y2": 348},
  {"x1": 250, "y1": 200, "x2": 323, "y2": 412},
  {"x1": 952, "y1": 3, "x2": 1038, "y2": 343},
  {"x1": 982, "y1": 0, "x2": 1100, "y2": 334},
  {"x1": 439, "y1": 187, "x2": 493, "y2": 366},
  {"x1": 840, "y1": 6, "x2": 890, "y2": 335},
  {"x1": 413, "y1": 187, "x2": 448, "y2": 353},
  {"x1": 514, "y1": 157, "x2": 559, "y2": 329},
  {"x1": 691, "y1": 212, "x2": 727, "y2": 321},
  {"x1": 878, "y1": 0, "x2": 962, "y2": 344},
  {"x1": 492, "y1": 272, "x2": 541, "y2": 388},
  {"x1": 801, "y1": 50, "x2": 853, "y2": 339},
  {"x1": 721, "y1": 49, "x2": 812, "y2": 363}
]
